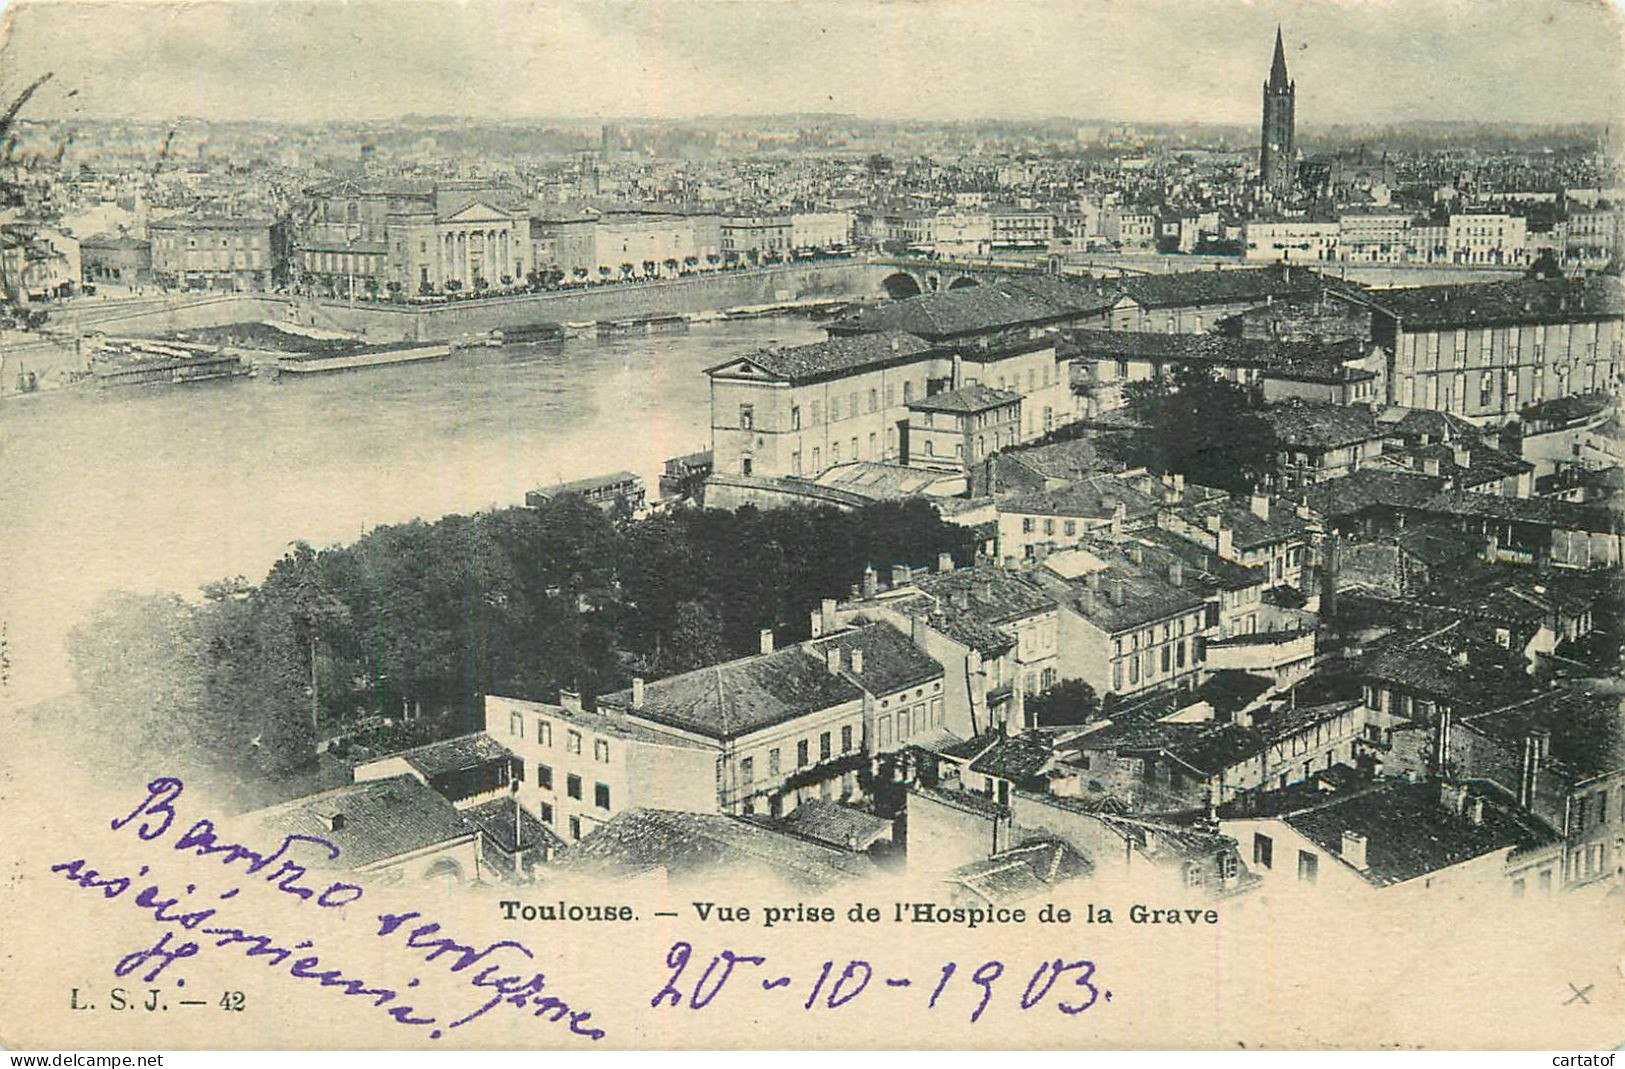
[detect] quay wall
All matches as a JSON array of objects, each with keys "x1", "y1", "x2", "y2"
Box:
[{"x1": 292, "y1": 263, "x2": 890, "y2": 342}]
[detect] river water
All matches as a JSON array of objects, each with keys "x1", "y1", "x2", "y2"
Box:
[{"x1": 0, "y1": 317, "x2": 826, "y2": 706}]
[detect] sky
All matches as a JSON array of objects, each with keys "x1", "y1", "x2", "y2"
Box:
[{"x1": 0, "y1": 0, "x2": 1620, "y2": 126}]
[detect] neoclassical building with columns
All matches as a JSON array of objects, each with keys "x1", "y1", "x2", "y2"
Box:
[
  {"x1": 388, "y1": 192, "x2": 532, "y2": 295},
  {"x1": 300, "y1": 179, "x2": 532, "y2": 296}
]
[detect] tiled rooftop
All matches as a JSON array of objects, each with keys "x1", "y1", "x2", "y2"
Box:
[
  {"x1": 1281, "y1": 780, "x2": 1556, "y2": 888},
  {"x1": 235, "y1": 775, "x2": 473, "y2": 871}
]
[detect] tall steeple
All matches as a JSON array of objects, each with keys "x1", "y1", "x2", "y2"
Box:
[
  {"x1": 1260, "y1": 26, "x2": 1297, "y2": 196},
  {"x1": 1268, "y1": 25, "x2": 1290, "y2": 89}
]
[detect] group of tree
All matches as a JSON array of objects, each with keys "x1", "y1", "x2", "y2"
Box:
[
  {"x1": 67, "y1": 498, "x2": 977, "y2": 792},
  {"x1": 1118, "y1": 364, "x2": 1276, "y2": 494}
]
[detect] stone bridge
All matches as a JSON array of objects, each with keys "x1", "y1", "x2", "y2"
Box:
[{"x1": 864, "y1": 256, "x2": 1059, "y2": 300}]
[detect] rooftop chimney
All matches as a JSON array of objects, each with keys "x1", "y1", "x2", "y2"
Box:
[
  {"x1": 851, "y1": 648, "x2": 864, "y2": 674},
  {"x1": 891, "y1": 336, "x2": 901, "y2": 353},
  {"x1": 1340, "y1": 830, "x2": 1368, "y2": 870},
  {"x1": 973, "y1": 576, "x2": 993, "y2": 601},
  {"x1": 631, "y1": 677, "x2": 645, "y2": 709},
  {"x1": 821, "y1": 597, "x2": 838, "y2": 634},
  {"x1": 760, "y1": 628, "x2": 775, "y2": 655},
  {"x1": 1451, "y1": 443, "x2": 1471, "y2": 470},
  {"x1": 558, "y1": 689, "x2": 583, "y2": 712},
  {"x1": 1168, "y1": 559, "x2": 1184, "y2": 587},
  {"x1": 1467, "y1": 796, "x2": 1485, "y2": 826},
  {"x1": 826, "y1": 647, "x2": 842, "y2": 674},
  {"x1": 1205, "y1": 512, "x2": 1223, "y2": 533},
  {"x1": 810, "y1": 610, "x2": 825, "y2": 638},
  {"x1": 1439, "y1": 781, "x2": 1469, "y2": 817},
  {"x1": 938, "y1": 551, "x2": 955, "y2": 574},
  {"x1": 1423, "y1": 456, "x2": 1441, "y2": 476},
  {"x1": 862, "y1": 566, "x2": 879, "y2": 599},
  {"x1": 324, "y1": 812, "x2": 346, "y2": 833},
  {"x1": 891, "y1": 563, "x2": 912, "y2": 589},
  {"x1": 1216, "y1": 524, "x2": 1234, "y2": 561},
  {"x1": 1127, "y1": 544, "x2": 1143, "y2": 565},
  {"x1": 1250, "y1": 493, "x2": 1271, "y2": 522},
  {"x1": 1109, "y1": 579, "x2": 1126, "y2": 606}
]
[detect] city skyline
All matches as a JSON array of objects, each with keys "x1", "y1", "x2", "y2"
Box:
[{"x1": 0, "y1": 0, "x2": 1620, "y2": 127}]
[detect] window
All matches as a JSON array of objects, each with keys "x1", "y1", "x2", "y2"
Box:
[
  {"x1": 820, "y1": 732, "x2": 832, "y2": 761},
  {"x1": 769, "y1": 748, "x2": 781, "y2": 776},
  {"x1": 1044, "y1": 518, "x2": 1055, "y2": 536},
  {"x1": 868, "y1": 389, "x2": 878, "y2": 412},
  {"x1": 841, "y1": 725, "x2": 853, "y2": 753},
  {"x1": 567, "y1": 730, "x2": 582, "y2": 755},
  {"x1": 797, "y1": 740, "x2": 809, "y2": 767},
  {"x1": 539, "y1": 801, "x2": 553, "y2": 824},
  {"x1": 741, "y1": 756, "x2": 754, "y2": 784},
  {"x1": 1183, "y1": 862, "x2": 1205, "y2": 889},
  {"x1": 537, "y1": 764, "x2": 553, "y2": 791},
  {"x1": 903, "y1": 381, "x2": 914, "y2": 403},
  {"x1": 593, "y1": 739, "x2": 610, "y2": 763},
  {"x1": 567, "y1": 774, "x2": 582, "y2": 800},
  {"x1": 1023, "y1": 517, "x2": 1035, "y2": 534},
  {"x1": 1253, "y1": 833, "x2": 1273, "y2": 869},
  {"x1": 1297, "y1": 851, "x2": 1318, "y2": 883},
  {"x1": 509, "y1": 711, "x2": 524, "y2": 739},
  {"x1": 569, "y1": 816, "x2": 581, "y2": 840},
  {"x1": 741, "y1": 456, "x2": 753, "y2": 476},
  {"x1": 1219, "y1": 853, "x2": 1239, "y2": 881},
  {"x1": 790, "y1": 406, "x2": 801, "y2": 430},
  {"x1": 594, "y1": 783, "x2": 611, "y2": 810}
]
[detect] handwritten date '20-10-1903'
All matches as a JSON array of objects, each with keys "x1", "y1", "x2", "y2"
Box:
[{"x1": 653, "y1": 941, "x2": 1110, "y2": 1023}]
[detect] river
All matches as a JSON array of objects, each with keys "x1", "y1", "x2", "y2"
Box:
[{"x1": 0, "y1": 317, "x2": 826, "y2": 706}]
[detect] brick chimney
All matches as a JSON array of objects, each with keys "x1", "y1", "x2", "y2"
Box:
[
  {"x1": 1168, "y1": 559, "x2": 1184, "y2": 587},
  {"x1": 1250, "y1": 493, "x2": 1270, "y2": 521},
  {"x1": 1423, "y1": 455, "x2": 1441, "y2": 476},
  {"x1": 862, "y1": 565, "x2": 878, "y2": 598},
  {"x1": 631, "y1": 677, "x2": 645, "y2": 709},
  {"x1": 821, "y1": 597, "x2": 838, "y2": 634},
  {"x1": 1451, "y1": 442, "x2": 1471, "y2": 470},
  {"x1": 1439, "y1": 781, "x2": 1469, "y2": 817},
  {"x1": 558, "y1": 689, "x2": 583, "y2": 712},
  {"x1": 1340, "y1": 831, "x2": 1368, "y2": 870},
  {"x1": 1467, "y1": 795, "x2": 1485, "y2": 826},
  {"x1": 810, "y1": 609, "x2": 824, "y2": 638},
  {"x1": 760, "y1": 628, "x2": 775, "y2": 655},
  {"x1": 891, "y1": 563, "x2": 912, "y2": 589},
  {"x1": 938, "y1": 551, "x2": 955, "y2": 574},
  {"x1": 851, "y1": 648, "x2": 864, "y2": 674},
  {"x1": 1109, "y1": 579, "x2": 1126, "y2": 606},
  {"x1": 1216, "y1": 524, "x2": 1234, "y2": 561},
  {"x1": 826, "y1": 647, "x2": 842, "y2": 674}
]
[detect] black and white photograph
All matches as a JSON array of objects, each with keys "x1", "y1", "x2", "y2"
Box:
[{"x1": 0, "y1": 0, "x2": 1620, "y2": 1053}]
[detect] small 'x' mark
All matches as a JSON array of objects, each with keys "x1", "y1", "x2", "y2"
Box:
[{"x1": 1564, "y1": 982, "x2": 1594, "y2": 1006}]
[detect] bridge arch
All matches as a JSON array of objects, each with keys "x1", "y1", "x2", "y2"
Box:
[
  {"x1": 881, "y1": 271, "x2": 923, "y2": 300},
  {"x1": 946, "y1": 276, "x2": 981, "y2": 290}
]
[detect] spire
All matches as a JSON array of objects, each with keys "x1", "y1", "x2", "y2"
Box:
[{"x1": 1268, "y1": 25, "x2": 1290, "y2": 89}]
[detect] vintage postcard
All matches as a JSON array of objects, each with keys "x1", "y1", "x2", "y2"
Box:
[{"x1": 0, "y1": 0, "x2": 1622, "y2": 1052}]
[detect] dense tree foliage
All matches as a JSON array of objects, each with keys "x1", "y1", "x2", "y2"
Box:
[
  {"x1": 1026, "y1": 678, "x2": 1101, "y2": 727},
  {"x1": 67, "y1": 497, "x2": 977, "y2": 788},
  {"x1": 1122, "y1": 364, "x2": 1275, "y2": 493}
]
